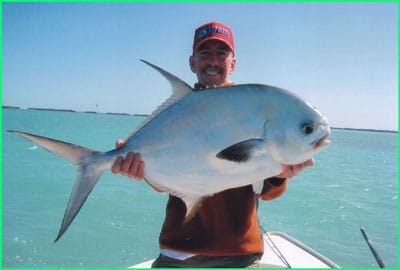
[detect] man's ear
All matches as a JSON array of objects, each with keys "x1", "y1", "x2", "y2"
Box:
[
  {"x1": 189, "y1": 55, "x2": 197, "y2": 73},
  {"x1": 229, "y1": 57, "x2": 237, "y2": 74}
]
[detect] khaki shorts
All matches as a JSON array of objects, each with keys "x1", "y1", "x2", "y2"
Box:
[{"x1": 151, "y1": 253, "x2": 261, "y2": 268}]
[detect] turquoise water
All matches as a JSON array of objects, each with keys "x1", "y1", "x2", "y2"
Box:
[{"x1": 2, "y1": 108, "x2": 398, "y2": 268}]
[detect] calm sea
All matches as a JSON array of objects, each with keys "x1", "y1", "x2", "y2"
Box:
[{"x1": 2, "y1": 108, "x2": 398, "y2": 268}]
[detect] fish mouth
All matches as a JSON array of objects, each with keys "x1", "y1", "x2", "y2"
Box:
[{"x1": 313, "y1": 132, "x2": 331, "y2": 150}]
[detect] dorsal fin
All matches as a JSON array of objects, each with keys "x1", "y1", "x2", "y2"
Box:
[
  {"x1": 140, "y1": 59, "x2": 192, "y2": 98},
  {"x1": 124, "y1": 60, "x2": 193, "y2": 141}
]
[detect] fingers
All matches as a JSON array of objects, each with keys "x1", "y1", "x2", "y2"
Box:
[
  {"x1": 111, "y1": 156, "x2": 124, "y2": 174},
  {"x1": 303, "y1": 158, "x2": 315, "y2": 168},
  {"x1": 277, "y1": 159, "x2": 315, "y2": 179},
  {"x1": 115, "y1": 139, "x2": 125, "y2": 149},
  {"x1": 113, "y1": 139, "x2": 145, "y2": 180},
  {"x1": 123, "y1": 152, "x2": 145, "y2": 180},
  {"x1": 111, "y1": 152, "x2": 145, "y2": 180},
  {"x1": 291, "y1": 159, "x2": 314, "y2": 176}
]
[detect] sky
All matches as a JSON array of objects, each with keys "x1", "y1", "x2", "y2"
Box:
[{"x1": 2, "y1": 2, "x2": 398, "y2": 131}]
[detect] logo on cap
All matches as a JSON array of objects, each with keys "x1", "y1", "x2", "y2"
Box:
[
  {"x1": 198, "y1": 26, "x2": 229, "y2": 39},
  {"x1": 193, "y1": 21, "x2": 235, "y2": 53}
]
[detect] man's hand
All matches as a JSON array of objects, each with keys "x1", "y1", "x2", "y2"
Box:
[
  {"x1": 111, "y1": 140, "x2": 145, "y2": 180},
  {"x1": 276, "y1": 159, "x2": 315, "y2": 179}
]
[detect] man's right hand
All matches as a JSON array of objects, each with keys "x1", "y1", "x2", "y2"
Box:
[{"x1": 111, "y1": 140, "x2": 145, "y2": 180}]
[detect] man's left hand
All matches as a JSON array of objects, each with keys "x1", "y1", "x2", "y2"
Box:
[{"x1": 276, "y1": 159, "x2": 315, "y2": 179}]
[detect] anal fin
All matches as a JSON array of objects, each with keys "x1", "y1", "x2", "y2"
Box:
[{"x1": 181, "y1": 195, "x2": 206, "y2": 224}]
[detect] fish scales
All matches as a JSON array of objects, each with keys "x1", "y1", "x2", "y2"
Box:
[{"x1": 132, "y1": 86, "x2": 279, "y2": 192}]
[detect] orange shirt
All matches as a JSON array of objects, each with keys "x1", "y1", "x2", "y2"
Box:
[
  {"x1": 159, "y1": 179, "x2": 288, "y2": 256},
  {"x1": 157, "y1": 81, "x2": 288, "y2": 256}
]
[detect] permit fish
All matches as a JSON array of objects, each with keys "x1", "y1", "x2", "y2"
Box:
[{"x1": 9, "y1": 60, "x2": 331, "y2": 242}]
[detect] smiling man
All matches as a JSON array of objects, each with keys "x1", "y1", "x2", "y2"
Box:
[
  {"x1": 112, "y1": 21, "x2": 314, "y2": 267},
  {"x1": 190, "y1": 22, "x2": 236, "y2": 89}
]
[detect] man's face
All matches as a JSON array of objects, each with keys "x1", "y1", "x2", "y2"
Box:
[{"x1": 190, "y1": 40, "x2": 236, "y2": 88}]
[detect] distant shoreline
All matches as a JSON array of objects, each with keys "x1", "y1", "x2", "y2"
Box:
[
  {"x1": 331, "y1": 127, "x2": 397, "y2": 134},
  {"x1": 2, "y1": 106, "x2": 149, "y2": 118},
  {"x1": 2, "y1": 106, "x2": 397, "y2": 134}
]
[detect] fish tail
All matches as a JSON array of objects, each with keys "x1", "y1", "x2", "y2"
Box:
[
  {"x1": 54, "y1": 154, "x2": 107, "y2": 242},
  {"x1": 8, "y1": 130, "x2": 110, "y2": 242}
]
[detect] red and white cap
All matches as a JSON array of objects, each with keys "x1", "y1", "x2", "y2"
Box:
[{"x1": 193, "y1": 21, "x2": 235, "y2": 54}]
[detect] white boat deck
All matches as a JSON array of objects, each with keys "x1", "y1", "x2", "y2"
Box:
[
  {"x1": 131, "y1": 231, "x2": 339, "y2": 268},
  {"x1": 260, "y1": 231, "x2": 339, "y2": 268}
]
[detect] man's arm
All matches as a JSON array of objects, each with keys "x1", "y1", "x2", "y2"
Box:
[{"x1": 259, "y1": 159, "x2": 314, "y2": 200}]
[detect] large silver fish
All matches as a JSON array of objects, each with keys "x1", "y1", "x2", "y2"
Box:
[{"x1": 9, "y1": 60, "x2": 330, "y2": 242}]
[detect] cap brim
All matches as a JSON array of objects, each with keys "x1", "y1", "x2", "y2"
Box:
[{"x1": 194, "y1": 37, "x2": 234, "y2": 54}]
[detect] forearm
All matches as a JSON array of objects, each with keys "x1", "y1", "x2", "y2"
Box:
[{"x1": 258, "y1": 177, "x2": 288, "y2": 200}]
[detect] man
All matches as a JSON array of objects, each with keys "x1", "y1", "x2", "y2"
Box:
[{"x1": 112, "y1": 22, "x2": 314, "y2": 267}]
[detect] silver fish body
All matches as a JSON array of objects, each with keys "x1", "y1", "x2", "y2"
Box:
[
  {"x1": 9, "y1": 60, "x2": 330, "y2": 242},
  {"x1": 128, "y1": 84, "x2": 329, "y2": 195}
]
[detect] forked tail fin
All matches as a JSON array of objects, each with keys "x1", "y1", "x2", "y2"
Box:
[{"x1": 8, "y1": 130, "x2": 109, "y2": 242}]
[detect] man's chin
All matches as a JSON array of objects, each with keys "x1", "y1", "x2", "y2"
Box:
[{"x1": 201, "y1": 79, "x2": 225, "y2": 88}]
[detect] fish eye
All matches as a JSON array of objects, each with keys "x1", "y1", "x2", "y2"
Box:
[{"x1": 301, "y1": 123, "x2": 314, "y2": 135}]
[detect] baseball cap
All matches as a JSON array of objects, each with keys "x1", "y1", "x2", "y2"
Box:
[{"x1": 193, "y1": 21, "x2": 235, "y2": 54}]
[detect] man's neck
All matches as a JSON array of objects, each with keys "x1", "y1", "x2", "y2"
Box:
[{"x1": 194, "y1": 81, "x2": 235, "y2": 90}]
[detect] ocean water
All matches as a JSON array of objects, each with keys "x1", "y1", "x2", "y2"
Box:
[{"x1": 2, "y1": 108, "x2": 398, "y2": 268}]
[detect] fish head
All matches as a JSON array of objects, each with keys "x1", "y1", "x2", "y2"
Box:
[{"x1": 266, "y1": 100, "x2": 331, "y2": 165}]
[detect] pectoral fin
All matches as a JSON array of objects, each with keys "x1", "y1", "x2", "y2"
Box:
[{"x1": 216, "y1": 139, "x2": 264, "y2": 162}]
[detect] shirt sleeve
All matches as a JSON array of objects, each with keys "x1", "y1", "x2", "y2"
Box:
[{"x1": 258, "y1": 177, "x2": 288, "y2": 201}]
